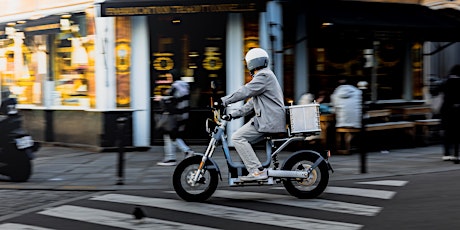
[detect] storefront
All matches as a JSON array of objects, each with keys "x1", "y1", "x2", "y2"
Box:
[
  {"x1": 0, "y1": 1, "x2": 152, "y2": 149},
  {"x1": 6, "y1": 0, "x2": 457, "y2": 149},
  {"x1": 98, "y1": 0, "x2": 273, "y2": 146},
  {"x1": 283, "y1": 1, "x2": 460, "y2": 108},
  {"x1": 0, "y1": 0, "x2": 275, "y2": 149}
]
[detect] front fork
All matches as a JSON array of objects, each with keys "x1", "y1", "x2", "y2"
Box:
[{"x1": 191, "y1": 137, "x2": 217, "y2": 185}]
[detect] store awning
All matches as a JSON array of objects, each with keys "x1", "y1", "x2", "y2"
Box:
[
  {"x1": 98, "y1": 0, "x2": 267, "y2": 17},
  {"x1": 307, "y1": 1, "x2": 460, "y2": 42}
]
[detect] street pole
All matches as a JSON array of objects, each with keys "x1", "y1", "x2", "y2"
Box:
[
  {"x1": 116, "y1": 116, "x2": 128, "y2": 185},
  {"x1": 358, "y1": 81, "x2": 368, "y2": 174}
]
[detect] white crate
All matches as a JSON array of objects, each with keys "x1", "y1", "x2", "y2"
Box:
[{"x1": 286, "y1": 103, "x2": 321, "y2": 134}]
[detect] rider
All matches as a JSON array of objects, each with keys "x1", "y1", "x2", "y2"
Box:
[{"x1": 220, "y1": 48, "x2": 286, "y2": 181}]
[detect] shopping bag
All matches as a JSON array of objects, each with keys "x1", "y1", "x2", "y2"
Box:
[{"x1": 155, "y1": 113, "x2": 176, "y2": 132}]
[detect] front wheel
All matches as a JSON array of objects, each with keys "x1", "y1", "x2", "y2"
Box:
[
  {"x1": 282, "y1": 150, "x2": 330, "y2": 199},
  {"x1": 173, "y1": 156, "x2": 218, "y2": 202}
]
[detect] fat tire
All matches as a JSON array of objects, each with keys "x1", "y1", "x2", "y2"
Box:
[
  {"x1": 282, "y1": 150, "x2": 329, "y2": 199},
  {"x1": 5, "y1": 148, "x2": 32, "y2": 182},
  {"x1": 173, "y1": 156, "x2": 218, "y2": 202}
]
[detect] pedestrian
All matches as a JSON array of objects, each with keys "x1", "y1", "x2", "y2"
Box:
[
  {"x1": 219, "y1": 48, "x2": 286, "y2": 181},
  {"x1": 436, "y1": 64, "x2": 460, "y2": 163},
  {"x1": 298, "y1": 92, "x2": 315, "y2": 105},
  {"x1": 298, "y1": 91, "x2": 331, "y2": 114},
  {"x1": 330, "y1": 78, "x2": 362, "y2": 128},
  {"x1": 157, "y1": 69, "x2": 194, "y2": 166}
]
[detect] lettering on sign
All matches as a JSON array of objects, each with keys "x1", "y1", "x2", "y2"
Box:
[{"x1": 104, "y1": 3, "x2": 258, "y2": 16}]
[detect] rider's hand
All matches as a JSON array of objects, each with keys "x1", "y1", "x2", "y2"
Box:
[
  {"x1": 221, "y1": 114, "x2": 232, "y2": 121},
  {"x1": 219, "y1": 98, "x2": 226, "y2": 107}
]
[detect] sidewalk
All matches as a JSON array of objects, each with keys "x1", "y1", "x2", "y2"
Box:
[{"x1": 1, "y1": 143, "x2": 458, "y2": 191}]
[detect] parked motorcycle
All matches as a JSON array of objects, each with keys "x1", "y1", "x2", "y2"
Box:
[
  {"x1": 0, "y1": 92, "x2": 39, "y2": 182},
  {"x1": 173, "y1": 101, "x2": 333, "y2": 202}
]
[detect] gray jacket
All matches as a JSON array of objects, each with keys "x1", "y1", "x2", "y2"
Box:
[
  {"x1": 221, "y1": 68, "x2": 286, "y2": 133},
  {"x1": 330, "y1": 84, "x2": 362, "y2": 128}
]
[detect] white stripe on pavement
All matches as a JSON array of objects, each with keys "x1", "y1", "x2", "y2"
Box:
[
  {"x1": 326, "y1": 186, "x2": 396, "y2": 199},
  {"x1": 91, "y1": 194, "x2": 363, "y2": 230},
  {"x1": 0, "y1": 223, "x2": 55, "y2": 230},
  {"x1": 356, "y1": 180, "x2": 408, "y2": 187},
  {"x1": 38, "y1": 205, "x2": 218, "y2": 230},
  {"x1": 213, "y1": 190, "x2": 382, "y2": 216}
]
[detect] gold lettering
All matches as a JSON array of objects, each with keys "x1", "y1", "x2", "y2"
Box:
[{"x1": 105, "y1": 3, "x2": 258, "y2": 16}]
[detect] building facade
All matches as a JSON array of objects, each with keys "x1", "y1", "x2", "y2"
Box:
[{"x1": 0, "y1": 0, "x2": 459, "y2": 149}]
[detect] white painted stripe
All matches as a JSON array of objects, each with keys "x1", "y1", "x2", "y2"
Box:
[
  {"x1": 0, "y1": 223, "x2": 54, "y2": 230},
  {"x1": 38, "y1": 205, "x2": 218, "y2": 230},
  {"x1": 91, "y1": 194, "x2": 362, "y2": 230},
  {"x1": 213, "y1": 190, "x2": 381, "y2": 216},
  {"x1": 326, "y1": 186, "x2": 396, "y2": 199},
  {"x1": 356, "y1": 180, "x2": 408, "y2": 187}
]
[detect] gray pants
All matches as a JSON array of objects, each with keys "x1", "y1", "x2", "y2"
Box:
[
  {"x1": 163, "y1": 134, "x2": 191, "y2": 161},
  {"x1": 231, "y1": 119, "x2": 264, "y2": 173}
]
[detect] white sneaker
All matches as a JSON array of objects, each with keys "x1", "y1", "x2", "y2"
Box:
[
  {"x1": 240, "y1": 169, "x2": 268, "y2": 181},
  {"x1": 157, "y1": 160, "x2": 176, "y2": 166},
  {"x1": 442, "y1": 156, "x2": 455, "y2": 161}
]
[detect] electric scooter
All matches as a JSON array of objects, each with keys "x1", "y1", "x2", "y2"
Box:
[{"x1": 173, "y1": 101, "x2": 333, "y2": 202}]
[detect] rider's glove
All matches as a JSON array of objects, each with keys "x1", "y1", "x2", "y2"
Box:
[
  {"x1": 221, "y1": 114, "x2": 232, "y2": 121},
  {"x1": 219, "y1": 98, "x2": 226, "y2": 107}
]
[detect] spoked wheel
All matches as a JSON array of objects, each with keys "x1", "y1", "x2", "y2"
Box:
[
  {"x1": 282, "y1": 150, "x2": 329, "y2": 199},
  {"x1": 173, "y1": 156, "x2": 218, "y2": 202}
]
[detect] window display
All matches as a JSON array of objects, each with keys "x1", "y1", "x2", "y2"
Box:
[
  {"x1": 53, "y1": 12, "x2": 95, "y2": 108},
  {"x1": 0, "y1": 33, "x2": 44, "y2": 105}
]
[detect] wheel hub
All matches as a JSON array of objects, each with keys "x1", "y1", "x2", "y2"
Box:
[{"x1": 297, "y1": 164, "x2": 317, "y2": 186}]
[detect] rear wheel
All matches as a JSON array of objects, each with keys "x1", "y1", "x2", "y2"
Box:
[
  {"x1": 173, "y1": 156, "x2": 218, "y2": 202},
  {"x1": 282, "y1": 150, "x2": 329, "y2": 199}
]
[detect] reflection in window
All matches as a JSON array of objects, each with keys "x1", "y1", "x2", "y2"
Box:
[
  {"x1": 0, "y1": 33, "x2": 45, "y2": 105},
  {"x1": 53, "y1": 12, "x2": 95, "y2": 108}
]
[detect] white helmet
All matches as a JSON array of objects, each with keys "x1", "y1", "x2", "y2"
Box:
[{"x1": 245, "y1": 48, "x2": 269, "y2": 72}]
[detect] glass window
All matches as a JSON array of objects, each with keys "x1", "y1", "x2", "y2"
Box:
[
  {"x1": 309, "y1": 39, "x2": 413, "y2": 101},
  {"x1": 53, "y1": 12, "x2": 95, "y2": 108},
  {"x1": 0, "y1": 32, "x2": 45, "y2": 105},
  {"x1": 149, "y1": 14, "x2": 227, "y2": 109}
]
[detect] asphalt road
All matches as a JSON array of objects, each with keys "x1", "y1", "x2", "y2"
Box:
[{"x1": 1, "y1": 170, "x2": 459, "y2": 229}]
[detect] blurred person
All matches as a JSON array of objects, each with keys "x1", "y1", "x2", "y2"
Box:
[
  {"x1": 298, "y1": 91, "x2": 331, "y2": 114},
  {"x1": 219, "y1": 48, "x2": 286, "y2": 181},
  {"x1": 298, "y1": 92, "x2": 315, "y2": 105},
  {"x1": 157, "y1": 69, "x2": 194, "y2": 166},
  {"x1": 330, "y1": 78, "x2": 362, "y2": 128},
  {"x1": 435, "y1": 64, "x2": 460, "y2": 163}
]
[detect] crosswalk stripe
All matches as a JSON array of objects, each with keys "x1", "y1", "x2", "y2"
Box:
[
  {"x1": 326, "y1": 186, "x2": 396, "y2": 199},
  {"x1": 91, "y1": 194, "x2": 363, "y2": 230},
  {"x1": 0, "y1": 223, "x2": 55, "y2": 230},
  {"x1": 38, "y1": 205, "x2": 218, "y2": 230},
  {"x1": 356, "y1": 180, "x2": 408, "y2": 187},
  {"x1": 213, "y1": 190, "x2": 382, "y2": 216}
]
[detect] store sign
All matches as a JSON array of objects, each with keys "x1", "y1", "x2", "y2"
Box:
[{"x1": 100, "y1": 1, "x2": 266, "y2": 17}]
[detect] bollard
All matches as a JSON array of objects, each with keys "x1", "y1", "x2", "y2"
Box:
[
  {"x1": 358, "y1": 81, "x2": 368, "y2": 174},
  {"x1": 116, "y1": 116, "x2": 128, "y2": 185}
]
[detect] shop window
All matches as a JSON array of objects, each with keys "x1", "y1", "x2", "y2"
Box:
[
  {"x1": 0, "y1": 33, "x2": 46, "y2": 105},
  {"x1": 150, "y1": 14, "x2": 226, "y2": 109},
  {"x1": 53, "y1": 12, "x2": 95, "y2": 108},
  {"x1": 309, "y1": 40, "x2": 406, "y2": 101}
]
